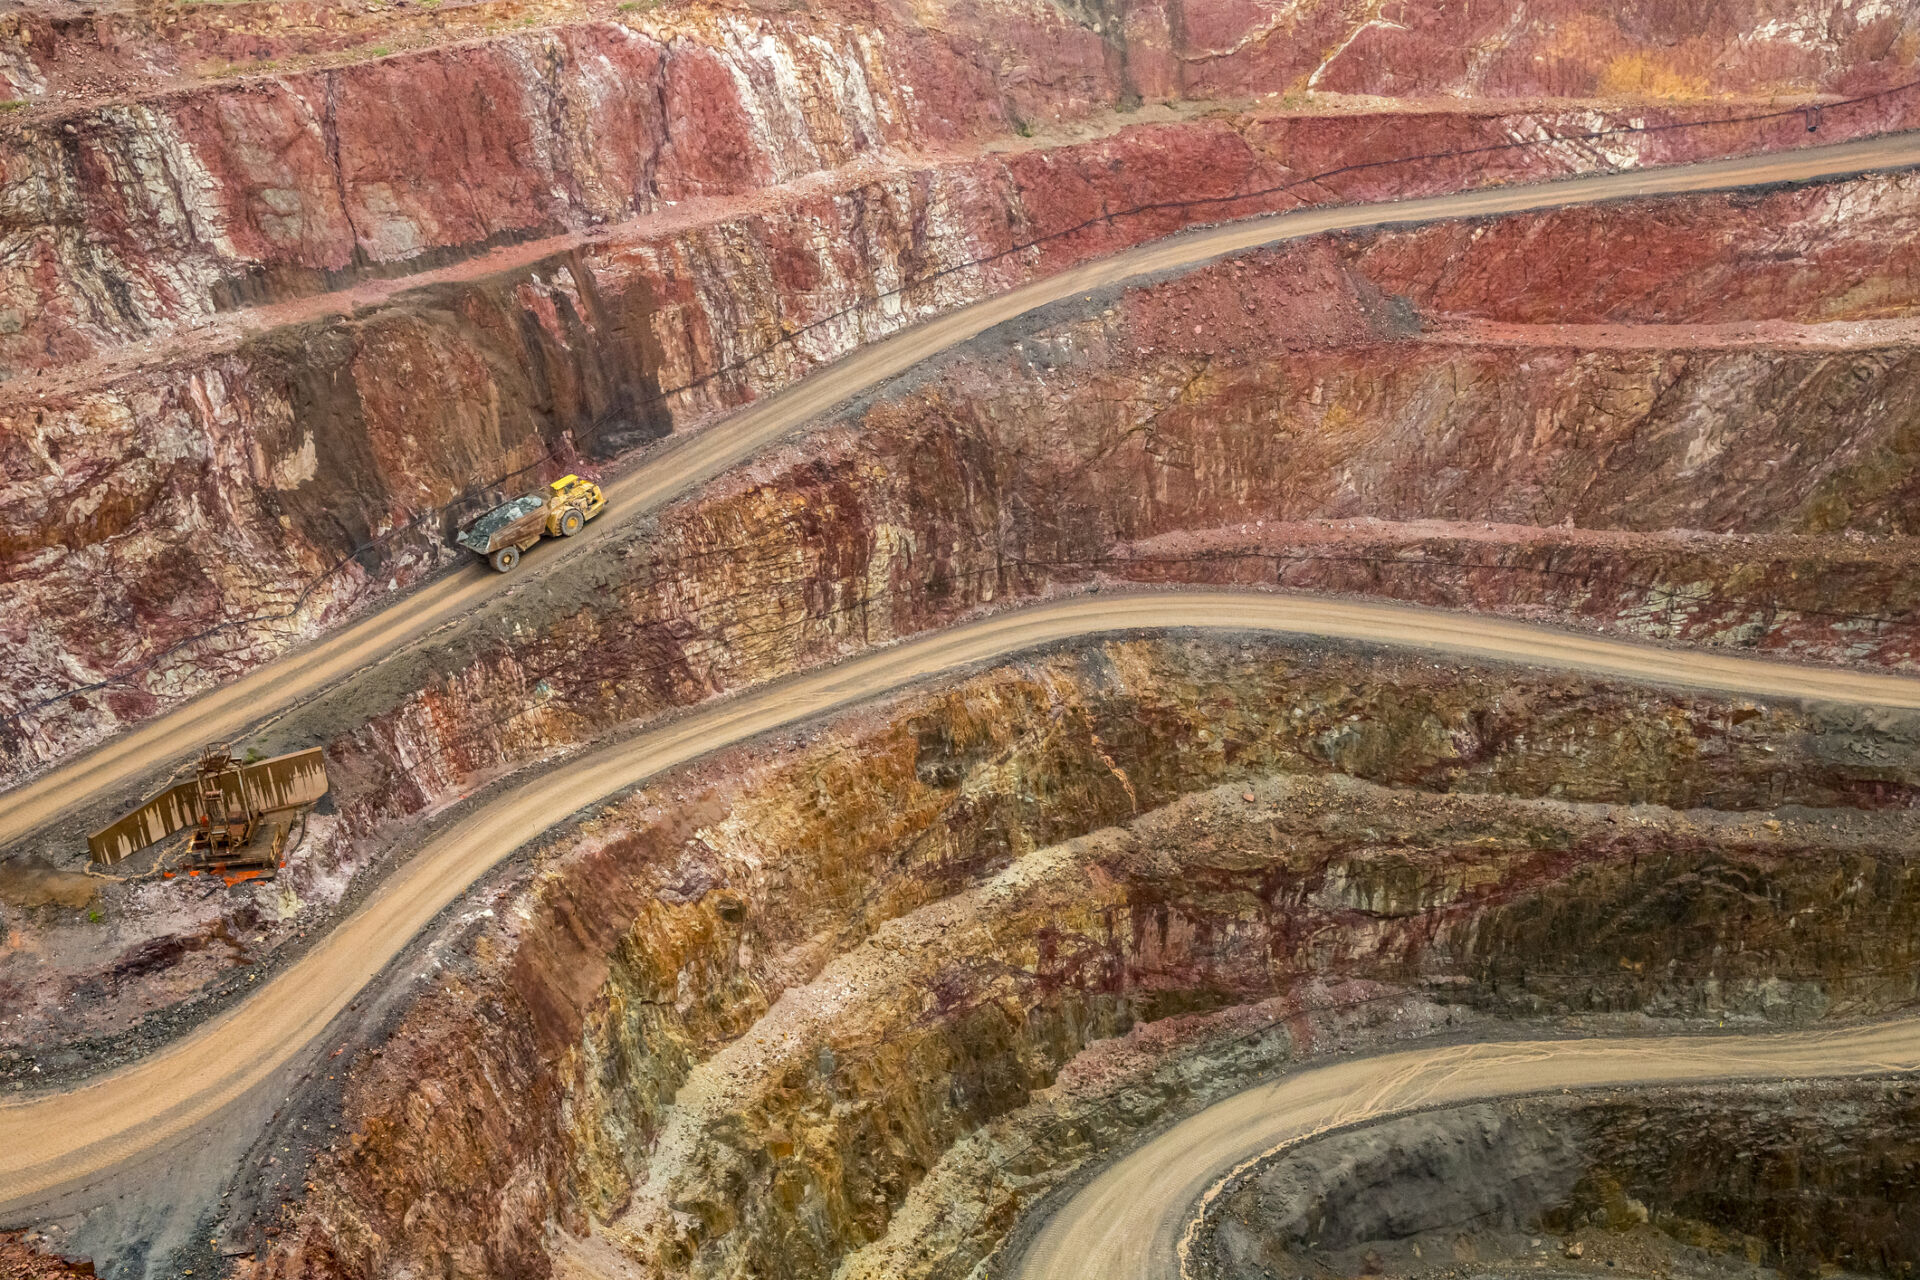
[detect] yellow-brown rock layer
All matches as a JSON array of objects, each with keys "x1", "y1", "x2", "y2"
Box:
[{"x1": 252, "y1": 636, "x2": 1920, "y2": 1279}]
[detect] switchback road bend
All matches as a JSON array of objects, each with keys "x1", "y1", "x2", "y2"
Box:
[
  {"x1": 5, "y1": 589, "x2": 1920, "y2": 1215},
  {"x1": 1012, "y1": 1019, "x2": 1920, "y2": 1280},
  {"x1": 5, "y1": 131, "x2": 1920, "y2": 850}
]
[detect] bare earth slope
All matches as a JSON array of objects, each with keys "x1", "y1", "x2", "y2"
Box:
[
  {"x1": 1011, "y1": 1019, "x2": 1920, "y2": 1280},
  {"x1": 5, "y1": 588, "x2": 1920, "y2": 1218},
  {"x1": 6, "y1": 130, "x2": 1919, "y2": 854}
]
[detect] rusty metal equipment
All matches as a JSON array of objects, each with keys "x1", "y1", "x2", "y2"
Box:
[
  {"x1": 88, "y1": 744, "x2": 330, "y2": 876},
  {"x1": 188, "y1": 744, "x2": 254, "y2": 859}
]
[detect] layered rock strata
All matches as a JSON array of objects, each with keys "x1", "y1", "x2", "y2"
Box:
[
  {"x1": 15, "y1": 80, "x2": 1914, "y2": 377},
  {"x1": 597, "y1": 773, "x2": 1920, "y2": 1279},
  {"x1": 10, "y1": 93, "x2": 1920, "y2": 779},
  {"x1": 11, "y1": 155, "x2": 1920, "y2": 784},
  {"x1": 1196, "y1": 1080, "x2": 1920, "y2": 1279},
  {"x1": 11, "y1": 168, "x2": 1920, "y2": 1076},
  {"x1": 4, "y1": 2, "x2": 1919, "y2": 1277},
  {"x1": 220, "y1": 634, "x2": 1920, "y2": 1280},
  {"x1": 7, "y1": 0, "x2": 1912, "y2": 110}
]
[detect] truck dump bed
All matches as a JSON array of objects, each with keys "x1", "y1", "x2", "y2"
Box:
[{"x1": 456, "y1": 493, "x2": 547, "y2": 554}]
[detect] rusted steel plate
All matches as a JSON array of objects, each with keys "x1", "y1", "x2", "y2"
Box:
[
  {"x1": 240, "y1": 748, "x2": 329, "y2": 813},
  {"x1": 87, "y1": 749, "x2": 328, "y2": 865},
  {"x1": 87, "y1": 781, "x2": 197, "y2": 865}
]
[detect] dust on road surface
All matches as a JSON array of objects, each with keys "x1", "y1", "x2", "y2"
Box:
[
  {"x1": 6, "y1": 587, "x2": 1920, "y2": 1216},
  {"x1": 1013, "y1": 1020, "x2": 1920, "y2": 1280},
  {"x1": 6, "y1": 130, "x2": 1920, "y2": 851}
]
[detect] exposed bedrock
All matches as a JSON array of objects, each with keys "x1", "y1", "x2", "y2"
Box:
[
  {"x1": 10, "y1": 168, "x2": 1920, "y2": 1066},
  {"x1": 5, "y1": 2, "x2": 1919, "y2": 1277},
  {"x1": 8, "y1": 0, "x2": 1913, "y2": 113},
  {"x1": 8, "y1": 165, "x2": 1920, "y2": 784},
  {"x1": 1196, "y1": 1079, "x2": 1920, "y2": 1279},
  {"x1": 594, "y1": 777, "x2": 1920, "y2": 1280},
  {"x1": 11, "y1": 29, "x2": 1917, "y2": 382},
  {"x1": 1, "y1": 6, "x2": 1113, "y2": 374},
  {"x1": 1119, "y1": 0, "x2": 1920, "y2": 102},
  {"x1": 0, "y1": 1231, "x2": 94, "y2": 1279},
  {"x1": 224, "y1": 637, "x2": 1920, "y2": 1280}
]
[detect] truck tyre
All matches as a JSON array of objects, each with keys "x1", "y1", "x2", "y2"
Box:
[
  {"x1": 490, "y1": 545, "x2": 521, "y2": 573},
  {"x1": 559, "y1": 508, "x2": 584, "y2": 536}
]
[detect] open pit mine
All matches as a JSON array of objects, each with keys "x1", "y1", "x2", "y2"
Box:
[{"x1": 8, "y1": 1, "x2": 1920, "y2": 1278}]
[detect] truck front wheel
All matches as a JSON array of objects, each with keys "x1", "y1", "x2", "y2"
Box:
[
  {"x1": 559, "y1": 508, "x2": 584, "y2": 536},
  {"x1": 490, "y1": 545, "x2": 521, "y2": 573}
]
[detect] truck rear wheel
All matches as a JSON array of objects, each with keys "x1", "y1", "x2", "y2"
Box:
[
  {"x1": 559, "y1": 508, "x2": 584, "y2": 536},
  {"x1": 490, "y1": 545, "x2": 521, "y2": 573}
]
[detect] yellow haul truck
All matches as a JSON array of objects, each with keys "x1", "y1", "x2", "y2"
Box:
[{"x1": 456, "y1": 474, "x2": 607, "y2": 571}]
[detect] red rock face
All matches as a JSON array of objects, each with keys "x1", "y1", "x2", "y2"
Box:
[
  {"x1": 235, "y1": 638, "x2": 1920, "y2": 1280},
  {"x1": 0, "y1": 1233, "x2": 93, "y2": 1279},
  {"x1": 1152, "y1": 0, "x2": 1919, "y2": 99},
  {"x1": 6, "y1": 1, "x2": 1919, "y2": 1272},
  {"x1": 8, "y1": 91, "x2": 1919, "y2": 784},
  {"x1": 9, "y1": 0, "x2": 1919, "y2": 379},
  {"x1": 0, "y1": 8, "x2": 1119, "y2": 375},
  {"x1": 9, "y1": 0, "x2": 1913, "y2": 106},
  {"x1": 14, "y1": 175, "x2": 1920, "y2": 1061}
]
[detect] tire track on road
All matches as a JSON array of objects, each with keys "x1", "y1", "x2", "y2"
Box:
[
  {"x1": 7, "y1": 130, "x2": 1920, "y2": 850},
  {"x1": 1018, "y1": 1019, "x2": 1920, "y2": 1280},
  {"x1": 6, "y1": 587, "x2": 1920, "y2": 1215}
]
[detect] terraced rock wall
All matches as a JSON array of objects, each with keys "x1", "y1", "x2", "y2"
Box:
[
  {"x1": 8, "y1": 0, "x2": 1913, "y2": 110},
  {"x1": 1197, "y1": 1080, "x2": 1920, "y2": 1278},
  {"x1": 247, "y1": 637, "x2": 1920, "y2": 1280},
  {"x1": 8, "y1": 144, "x2": 1920, "y2": 786},
  {"x1": 8, "y1": 3, "x2": 1920, "y2": 1277},
  {"x1": 12, "y1": 171, "x2": 1920, "y2": 1078},
  {"x1": 3, "y1": 9, "x2": 1113, "y2": 372},
  {"x1": 8, "y1": 65, "x2": 1919, "y2": 782}
]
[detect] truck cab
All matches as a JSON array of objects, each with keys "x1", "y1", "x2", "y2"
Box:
[{"x1": 544, "y1": 475, "x2": 606, "y2": 532}]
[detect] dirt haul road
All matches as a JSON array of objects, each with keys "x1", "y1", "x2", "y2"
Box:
[
  {"x1": 6, "y1": 589, "x2": 1920, "y2": 1216},
  {"x1": 1013, "y1": 1018, "x2": 1920, "y2": 1280},
  {"x1": 6, "y1": 131, "x2": 1920, "y2": 850}
]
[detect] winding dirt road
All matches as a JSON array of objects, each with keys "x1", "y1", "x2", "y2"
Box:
[
  {"x1": 6, "y1": 588, "x2": 1920, "y2": 1216},
  {"x1": 6, "y1": 130, "x2": 1920, "y2": 850},
  {"x1": 1012, "y1": 1018, "x2": 1920, "y2": 1280}
]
